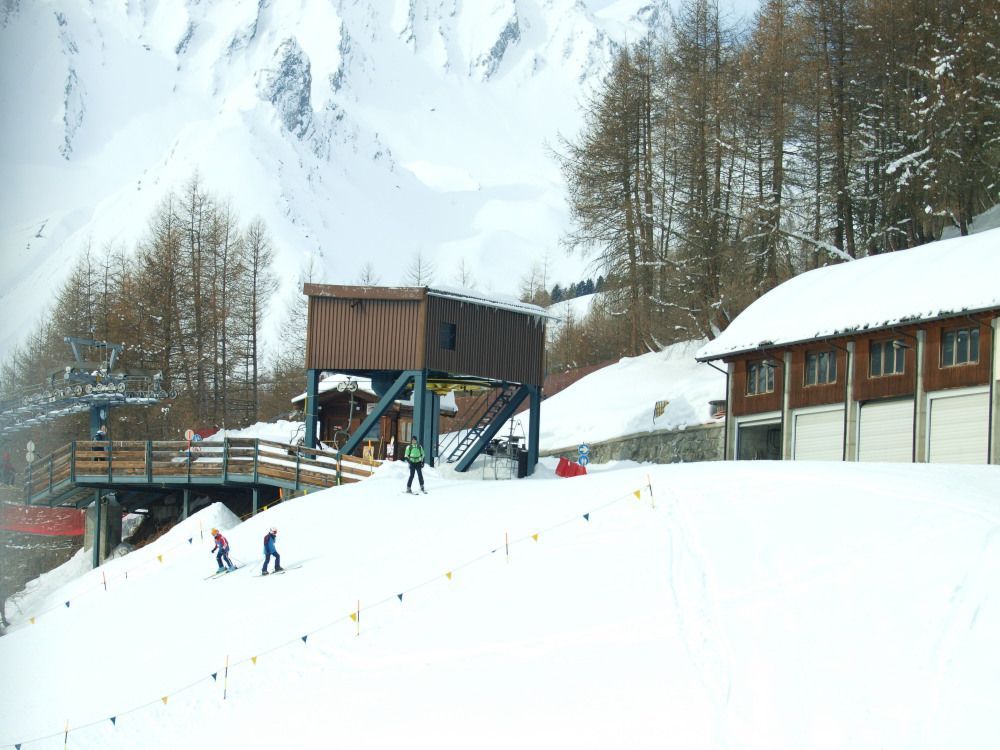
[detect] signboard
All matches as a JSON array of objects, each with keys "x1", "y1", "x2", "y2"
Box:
[
  {"x1": 578, "y1": 455, "x2": 590, "y2": 467},
  {"x1": 184, "y1": 429, "x2": 195, "y2": 441},
  {"x1": 578, "y1": 443, "x2": 590, "y2": 456},
  {"x1": 192, "y1": 434, "x2": 203, "y2": 442}
]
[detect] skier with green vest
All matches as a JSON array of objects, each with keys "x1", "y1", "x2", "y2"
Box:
[{"x1": 404, "y1": 436, "x2": 426, "y2": 494}]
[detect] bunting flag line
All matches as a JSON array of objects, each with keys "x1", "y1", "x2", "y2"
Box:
[
  {"x1": 187, "y1": 538, "x2": 193, "y2": 545},
  {"x1": 4, "y1": 483, "x2": 651, "y2": 747}
]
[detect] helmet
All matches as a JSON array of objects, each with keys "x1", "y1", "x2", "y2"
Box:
[{"x1": 211, "y1": 528, "x2": 219, "y2": 535}]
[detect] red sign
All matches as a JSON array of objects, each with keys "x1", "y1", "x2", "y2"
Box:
[{"x1": 0, "y1": 503, "x2": 86, "y2": 536}]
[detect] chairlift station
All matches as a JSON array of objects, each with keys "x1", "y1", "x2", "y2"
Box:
[{"x1": 302, "y1": 284, "x2": 550, "y2": 475}]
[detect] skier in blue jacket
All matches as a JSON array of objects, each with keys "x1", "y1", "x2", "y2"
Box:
[{"x1": 262, "y1": 527, "x2": 283, "y2": 575}]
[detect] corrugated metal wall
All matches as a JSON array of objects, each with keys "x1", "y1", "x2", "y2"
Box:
[
  {"x1": 306, "y1": 296, "x2": 425, "y2": 371},
  {"x1": 424, "y1": 297, "x2": 545, "y2": 385}
]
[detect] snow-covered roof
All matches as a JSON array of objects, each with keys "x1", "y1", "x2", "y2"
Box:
[
  {"x1": 426, "y1": 285, "x2": 558, "y2": 320},
  {"x1": 697, "y1": 227, "x2": 1000, "y2": 361}
]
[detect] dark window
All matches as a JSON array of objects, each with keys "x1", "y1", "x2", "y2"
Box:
[
  {"x1": 805, "y1": 350, "x2": 837, "y2": 386},
  {"x1": 941, "y1": 326, "x2": 979, "y2": 367},
  {"x1": 439, "y1": 322, "x2": 457, "y2": 351},
  {"x1": 746, "y1": 360, "x2": 776, "y2": 395},
  {"x1": 869, "y1": 339, "x2": 905, "y2": 377}
]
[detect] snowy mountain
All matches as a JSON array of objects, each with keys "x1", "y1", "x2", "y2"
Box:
[{"x1": 0, "y1": 0, "x2": 663, "y2": 357}]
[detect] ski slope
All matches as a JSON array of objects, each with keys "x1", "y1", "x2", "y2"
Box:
[{"x1": 2, "y1": 459, "x2": 999, "y2": 749}]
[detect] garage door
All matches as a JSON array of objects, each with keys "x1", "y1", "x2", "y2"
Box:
[
  {"x1": 928, "y1": 390, "x2": 989, "y2": 464},
  {"x1": 858, "y1": 399, "x2": 913, "y2": 462},
  {"x1": 793, "y1": 407, "x2": 844, "y2": 461}
]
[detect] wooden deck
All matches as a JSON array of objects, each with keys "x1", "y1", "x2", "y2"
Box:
[{"x1": 23, "y1": 438, "x2": 381, "y2": 507}]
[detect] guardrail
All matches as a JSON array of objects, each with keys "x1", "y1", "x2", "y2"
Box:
[{"x1": 24, "y1": 438, "x2": 381, "y2": 504}]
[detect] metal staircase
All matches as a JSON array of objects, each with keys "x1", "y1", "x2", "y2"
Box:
[{"x1": 443, "y1": 384, "x2": 519, "y2": 464}]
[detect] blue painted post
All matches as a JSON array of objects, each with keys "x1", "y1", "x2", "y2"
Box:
[
  {"x1": 304, "y1": 369, "x2": 321, "y2": 449},
  {"x1": 429, "y1": 391, "x2": 441, "y2": 467},
  {"x1": 92, "y1": 490, "x2": 102, "y2": 568},
  {"x1": 527, "y1": 384, "x2": 541, "y2": 476},
  {"x1": 412, "y1": 370, "x2": 428, "y2": 457},
  {"x1": 252, "y1": 487, "x2": 259, "y2": 516},
  {"x1": 182, "y1": 489, "x2": 190, "y2": 520}
]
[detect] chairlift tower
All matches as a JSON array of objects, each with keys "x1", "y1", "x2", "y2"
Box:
[{"x1": 0, "y1": 337, "x2": 175, "y2": 438}]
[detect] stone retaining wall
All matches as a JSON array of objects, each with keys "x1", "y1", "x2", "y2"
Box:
[{"x1": 542, "y1": 422, "x2": 724, "y2": 465}]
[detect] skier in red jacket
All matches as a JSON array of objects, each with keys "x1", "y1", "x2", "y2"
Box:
[{"x1": 210, "y1": 528, "x2": 236, "y2": 573}]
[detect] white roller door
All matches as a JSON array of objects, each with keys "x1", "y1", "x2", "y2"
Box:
[
  {"x1": 927, "y1": 389, "x2": 989, "y2": 464},
  {"x1": 858, "y1": 399, "x2": 913, "y2": 462},
  {"x1": 793, "y1": 407, "x2": 844, "y2": 461}
]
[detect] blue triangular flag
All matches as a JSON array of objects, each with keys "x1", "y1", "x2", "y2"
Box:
[
  {"x1": 65, "y1": 601, "x2": 71, "y2": 608},
  {"x1": 301, "y1": 635, "x2": 308, "y2": 644},
  {"x1": 110, "y1": 717, "x2": 117, "y2": 726},
  {"x1": 187, "y1": 538, "x2": 193, "y2": 544},
  {"x1": 211, "y1": 673, "x2": 218, "y2": 682},
  {"x1": 397, "y1": 593, "x2": 404, "y2": 602},
  {"x1": 583, "y1": 513, "x2": 590, "y2": 522},
  {"x1": 16, "y1": 744, "x2": 22, "y2": 749}
]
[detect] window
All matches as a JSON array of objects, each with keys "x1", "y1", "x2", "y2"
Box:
[
  {"x1": 439, "y1": 322, "x2": 457, "y2": 351},
  {"x1": 869, "y1": 339, "x2": 906, "y2": 377},
  {"x1": 805, "y1": 350, "x2": 837, "y2": 386},
  {"x1": 941, "y1": 326, "x2": 979, "y2": 367},
  {"x1": 746, "y1": 360, "x2": 776, "y2": 395}
]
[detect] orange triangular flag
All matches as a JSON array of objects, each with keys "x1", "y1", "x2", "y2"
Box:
[
  {"x1": 157, "y1": 554, "x2": 163, "y2": 563},
  {"x1": 161, "y1": 696, "x2": 168, "y2": 705},
  {"x1": 446, "y1": 571, "x2": 453, "y2": 580},
  {"x1": 251, "y1": 656, "x2": 258, "y2": 665},
  {"x1": 633, "y1": 490, "x2": 641, "y2": 499},
  {"x1": 532, "y1": 533, "x2": 539, "y2": 542},
  {"x1": 349, "y1": 612, "x2": 358, "y2": 622}
]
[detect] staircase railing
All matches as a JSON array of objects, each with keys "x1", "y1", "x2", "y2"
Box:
[{"x1": 443, "y1": 384, "x2": 519, "y2": 464}]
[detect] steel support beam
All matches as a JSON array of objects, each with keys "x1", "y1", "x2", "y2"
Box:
[
  {"x1": 92, "y1": 490, "x2": 102, "y2": 568},
  {"x1": 455, "y1": 385, "x2": 531, "y2": 473},
  {"x1": 182, "y1": 489, "x2": 190, "y2": 520},
  {"x1": 340, "y1": 371, "x2": 417, "y2": 457},
  {"x1": 526, "y1": 384, "x2": 541, "y2": 475},
  {"x1": 303, "y1": 369, "x2": 322, "y2": 449}
]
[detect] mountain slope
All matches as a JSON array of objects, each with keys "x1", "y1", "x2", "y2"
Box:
[
  {"x1": 1, "y1": 460, "x2": 999, "y2": 748},
  {"x1": 0, "y1": 0, "x2": 656, "y2": 356}
]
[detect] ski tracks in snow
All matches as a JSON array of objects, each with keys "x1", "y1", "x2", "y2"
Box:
[{"x1": 665, "y1": 485, "x2": 735, "y2": 743}]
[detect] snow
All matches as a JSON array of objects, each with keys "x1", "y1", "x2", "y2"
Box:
[
  {"x1": 697, "y1": 226, "x2": 1000, "y2": 361},
  {"x1": 515, "y1": 339, "x2": 726, "y2": 451},
  {"x1": 545, "y1": 292, "x2": 601, "y2": 341},
  {"x1": 2, "y1": 459, "x2": 999, "y2": 749}
]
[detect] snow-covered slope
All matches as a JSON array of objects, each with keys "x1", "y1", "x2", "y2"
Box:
[
  {"x1": 2, "y1": 459, "x2": 999, "y2": 749},
  {"x1": 0, "y1": 0, "x2": 658, "y2": 356}
]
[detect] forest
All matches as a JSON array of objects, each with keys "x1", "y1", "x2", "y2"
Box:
[{"x1": 555, "y1": 0, "x2": 999, "y2": 358}]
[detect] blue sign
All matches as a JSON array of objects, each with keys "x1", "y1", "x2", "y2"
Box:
[
  {"x1": 578, "y1": 455, "x2": 590, "y2": 467},
  {"x1": 578, "y1": 443, "x2": 590, "y2": 456},
  {"x1": 192, "y1": 433, "x2": 203, "y2": 442}
]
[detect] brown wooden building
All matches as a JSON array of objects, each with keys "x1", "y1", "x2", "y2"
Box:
[
  {"x1": 698, "y1": 230, "x2": 1000, "y2": 464},
  {"x1": 302, "y1": 285, "x2": 551, "y2": 473}
]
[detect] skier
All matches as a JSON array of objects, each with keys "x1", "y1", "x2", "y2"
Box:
[
  {"x1": 261, "y1": 527, "x2": 283, "y2": 575},
  {"x1": 210, "y1": 528, "x2": 236, "y2": 573},
  {"x1": 404, "y1": 436, "x2": 426, "y2": 494}
]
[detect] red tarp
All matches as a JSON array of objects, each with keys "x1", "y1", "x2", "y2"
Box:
[
  {"x1": 0, "y1": 503, "x2": 85, "y2": 536},
  {"x1": 555, "y1": 456, "x2": 588, "y2": 478}
]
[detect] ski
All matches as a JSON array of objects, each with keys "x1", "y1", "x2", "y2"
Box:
[
  {"x1": 204, "y1": 565, "x2": 242, "y2": 580},
  {"x1": 253, "y1": 563, "x2": 303, "y2": 578}
]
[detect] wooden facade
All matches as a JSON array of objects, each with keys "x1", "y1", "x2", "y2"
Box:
[{"x1": 305, "y1": 285, "x2": 547, "y2": 386}]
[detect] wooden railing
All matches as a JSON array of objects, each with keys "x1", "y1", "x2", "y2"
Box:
[{"x1": 24, "y1": 438, "x2": 381, "y2": 503}]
